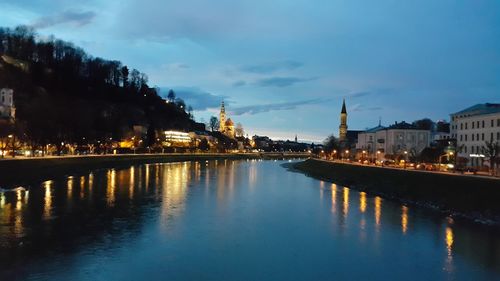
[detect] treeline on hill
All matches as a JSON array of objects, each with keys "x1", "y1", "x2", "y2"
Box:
[{"x1": 0, "y1": 25, "x2": 202, "y2": 149}]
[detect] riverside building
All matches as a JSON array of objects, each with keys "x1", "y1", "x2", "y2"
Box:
[{"x1": 450, "y1": 103, "x2": 500, "y2": 168}]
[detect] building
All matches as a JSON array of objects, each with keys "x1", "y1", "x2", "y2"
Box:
[
  {"x1": 450, "y1": 103, "x2": 500, "y2": 168},
  {"x1": 339, "y1": 99, "x2": 348, "y2": 141},
  {"x1": 356, "y1": 121, "x2": 431, "y2": 161},
  {"x1": 219, "y1": 101, "x2": 236, "y2": 138},
  {"x1": 0, "y1": 88, "x2": 15, "y2": 119}
]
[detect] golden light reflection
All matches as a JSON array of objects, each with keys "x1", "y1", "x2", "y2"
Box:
[
  {"x1": 129, "y1": 166, "x2": 135, "y2": 200},
  {"x1": 67, "y1": 176, "x2": 73, "y2": 198},
  {"x1": 444, "y1": 226, "x2": 455, "y2": 273},
  {"x1": 1, "y1": 193, "x2": 5, "y2": 208},
  {"x1": 160, "y1": 163, "x2": 189, "y2": 230},
  {"x1": 43, "y1": 180, "x2": 53, "y2": 219},
  {"x1": 446, "y1": 227, "x2": 454, "y2": 255},
  {"x1": 359, "y1": 192, "x2": 367, "y2": 213},
  {"x1": 401, "y1": 206, "x2": 408, "y2": 234},
  {"x1": 80, "y1": 176, "x2": 85, "y2": 198},
  {"x1": 343, "y1": 187, "x2": 349, "y2": 218},
  {"x1": 331, "y1": 184, "x2": 337, "y2": 213},
  {"x1": 16, "y1": 189, "x2": 22, "y2": 211},
  {"x1": 145, "y1": 164, "x2": 150, "y2": 190},
  {"x1": 374, "y1": 196, "x2": 382, "y2": 227},
  {"x1": 107, "y1": 169, "x2": 116, "y2": 206},
  {"x1": 88, "y1": 173, "x2": 94, "y2": 195}
]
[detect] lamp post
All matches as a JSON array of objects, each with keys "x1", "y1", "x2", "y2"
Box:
[
  {"x1": 404, "y1": 151, "x2": 408, "y2": 169},
  {"x1": 345, "y1": 150, "x2": 349, "y2": 161}
]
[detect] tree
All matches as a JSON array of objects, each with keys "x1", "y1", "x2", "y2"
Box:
[
  {"x1": 323, "y1": 135, "x2": 339, "y2": 158},
  {"x1": 209, "y1": 116, "x2": 219, "y2": 132},
  {"x1": 198, "y1": 138, "x2": 209, "y2": 151},
  {"x1": 413, "y1": 118, "x2": 434, "y2": 130},
  {"x1": 235, "y1": 123, "x2": 244, "y2": 137},
  {"x1": 121, "y1": 66, "x2": 129, "y2": 88},
  {"x1": 482, "y1": 141, "x2": 499, "y2": 176},
  {"x1": 167, "y1": 89, "x2": 176, "y2": 103}
]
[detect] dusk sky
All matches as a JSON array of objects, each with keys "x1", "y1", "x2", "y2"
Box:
[{"x1": 0, "y1": 0, "x2": 499, "y2": 142}]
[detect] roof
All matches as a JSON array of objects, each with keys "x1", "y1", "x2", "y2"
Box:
[
  {"x1": 225, "y1": 118, "x2": 234, "y2": 126},
  {"x1": 364, "y1": 125, "x2": 386, "y2": 133},
  {"x1": 341, "y1": 99, "x2": 347, "y2": 114},
  {"x1": 451, "y1": 103, "x2": 500, "y2": 117},
  {"x1": 387, "y1": 121, "x2": 418, "y2": 130}
]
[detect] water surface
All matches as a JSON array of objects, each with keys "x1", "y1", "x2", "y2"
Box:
[{"x1": 0, "y1": 160, "x2": 499, "y2": 280}]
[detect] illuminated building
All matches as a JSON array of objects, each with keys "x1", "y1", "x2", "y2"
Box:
[
  {"x1": 450, "y1": 103, "x2": 500, "y2": 168},
  {"x1": 339, "y1": 99, "x2": 348, "y2": 141},
  {"x1": 219, "y1": 101, "x2": 236, "y2": 138},
  {"x1": 0, "y1": 88, "x2": 15, "y2": 120},
  {"x1": 164, "y1": 131, "x2": 192, "y2": 147}
]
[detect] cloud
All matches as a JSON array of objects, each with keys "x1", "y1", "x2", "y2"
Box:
[
  {"x1": 31, "y1": 10, "x2": 96, "y2": 29},
  {"x1": 256, "y1": 77, "x2": 316, "y2": 87},
  {"x1": 239, "y1": 60, "x2": 304, "y2": 74},
  {"x1": 160, "y1": 87, "x2": 225, "y2": 111},
  {"x1": 350, "y1": 103, "x2": 383, "y2": 112},
  {"x1": 231, "y1": 99, "x2": 326, "y2": 115},
  {"x1": 232, "y1": 80, "x2": 246, "y2": 87}
]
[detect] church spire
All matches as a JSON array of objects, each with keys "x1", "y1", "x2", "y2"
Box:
[
  {"x1": 219, "y1": 100, "x2": 226, "y2": 132},
  {"x1": 339, "y1": 98, "x2": 348, "y2": 141}
]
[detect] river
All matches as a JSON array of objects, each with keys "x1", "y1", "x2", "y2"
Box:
[{"x1": 0, "y1": 160, "x2": 499, "y2": 280}]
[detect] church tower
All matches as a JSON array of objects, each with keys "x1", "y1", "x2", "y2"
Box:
[
  {"x1": 339, "y1": 99, "x2": 348, "y2": 141},
  {"x1": 219, "y1": 101, "x2": 226, "y2": 132}
]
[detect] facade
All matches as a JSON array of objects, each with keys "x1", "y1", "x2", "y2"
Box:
[
  {"x1": 0, "y1": 88, "x2": 15, "y2": 119},
  {"x1": 218, "y1": 101, "x2": 236, "y2": 138},
  {"x1": 357, "y1": 121, "x2": 431, "y2": 160},
  {"x1": 450, "y1": 103, "x2": 500, "y2": 167},
  {"x1": 339, "y1": 99, "x2": 348, "y2": 141}
]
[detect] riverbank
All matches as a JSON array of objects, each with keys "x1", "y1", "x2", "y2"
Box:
[
  {"x1": 293, "y1": 159, "x2": 500, "y2": 225},
  {"x1": 0, "y1": 153, "x2": 307, "y2": 189}
]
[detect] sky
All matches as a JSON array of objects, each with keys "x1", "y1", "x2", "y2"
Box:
[{"x1": 0, "y1": 0, "x2": 499, "y2": 142}]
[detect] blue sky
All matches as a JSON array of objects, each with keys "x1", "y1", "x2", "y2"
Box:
[{"x1": 0, "y1": 0, "x2": 499, "y2": 142}]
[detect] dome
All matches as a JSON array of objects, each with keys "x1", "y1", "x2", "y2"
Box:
[{"x1": 225, "y1": 118, "x2": 234, "y2": 126}]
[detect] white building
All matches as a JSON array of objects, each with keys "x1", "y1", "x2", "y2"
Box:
[
  {"x1": 450, "y1": 103, "x2": 500, "y2": 168},
  {"x1": 357, "y1": 121, "x2": 431, "y2": 160},
  {"x1": 0, "y1": 88, "x2": 15, "y2": 119}
]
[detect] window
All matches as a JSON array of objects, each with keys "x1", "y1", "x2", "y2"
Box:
[
  {"x1": 482, "y1": 120, "x2": 485, "y2": 128},
  {"x1": 465, "y1": 134, "x2": 468, "y2": 141},
  {"x1": 498, "y1": 119, "x2": 500, "y2": 127},
  {"x1": 465, "y1": 123, "x2": 468, "y2": 130},
  {"x1": 477, "y1": 121, "x2": 480, "y2": 128},
  {"x1": 460, "y1": 123, "x2": 463, "y2": 130},
  {"x1": 477, "y1": 133, "x2": 479, "y2": 141},
  {"x1": 472, "y1": 134, "x2": 474, "y2": 141},
  {"x1": 472, "y1": 122, "x2": 475, "y2": 129},
  {"x1": 482, "y1": 133, "x2": 484, "y2": 141},
  {"x1": 460, "y1": 135, "x2": 463, "y2": 141}
]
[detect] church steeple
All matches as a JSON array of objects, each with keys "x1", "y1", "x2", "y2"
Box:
[
  {"x1": 339, "y1": 99, "x2": 348, "y2": 141},
  {"x1": 219, "y1": 101, "x2": 226, "y2": 132}
]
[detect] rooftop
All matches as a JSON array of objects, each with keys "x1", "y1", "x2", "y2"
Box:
[{"x1": 452, "y1": 103, "x2": 500, "y2": 117}]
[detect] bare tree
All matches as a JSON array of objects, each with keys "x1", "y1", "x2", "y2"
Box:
[
  {"x1": 235, "y1": 123, "x2": 244, "y2": 137},
  {"x1": 482, "y1": 141, "x2": 499, "y2": 176},
  {"x1": 209, "y1": 116, "x2": 219, "y2": 132}
]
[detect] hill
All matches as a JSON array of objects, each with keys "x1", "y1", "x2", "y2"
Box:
[{"x1": 0, "y1": 25, "x2": 202, "y2": 150}]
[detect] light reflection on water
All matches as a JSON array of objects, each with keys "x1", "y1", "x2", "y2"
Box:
[{"x1": 0, "y1": 160, "x2": 498, "y2": 281}]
